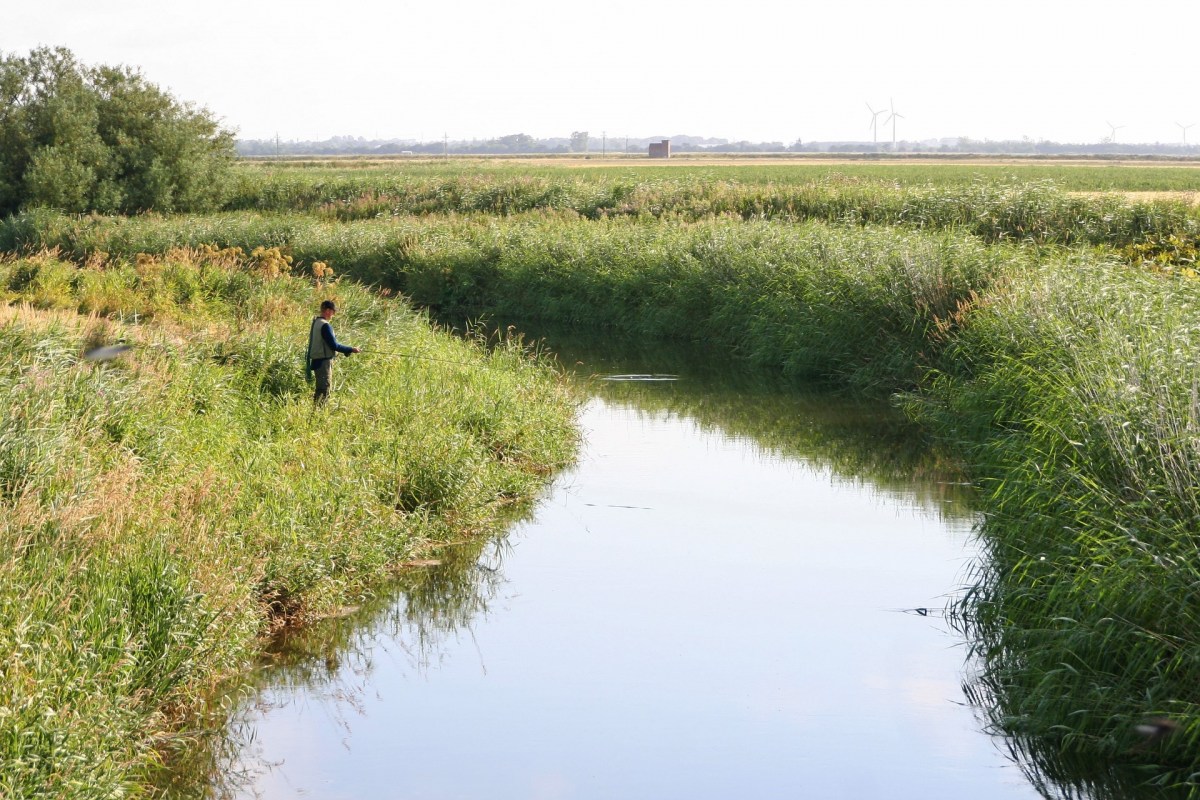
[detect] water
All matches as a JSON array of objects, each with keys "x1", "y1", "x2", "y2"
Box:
[{"x1": 215, "y1": 343, "x2": 1042, "y2": 800}]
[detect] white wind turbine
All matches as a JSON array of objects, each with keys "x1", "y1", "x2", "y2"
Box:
[
  {"x1": 1177, "y1": 121, "x2": 1195, "y2": 145},
  {"x1": 886, "y1": 99, "x2": 905, "y2": 147},
  {"x1": 1106, "y1": 121, "x2": 1125, "y2": 143},
  {"x1": 866, "y1": 103, "x2": 886, "y2": 144}
]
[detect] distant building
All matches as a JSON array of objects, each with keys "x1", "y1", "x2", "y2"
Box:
[{"x1": 648, "y1": 139, "x2": 671, "y2": 159}]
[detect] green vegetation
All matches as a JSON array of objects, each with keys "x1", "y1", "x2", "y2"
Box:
[
  {"x1": 0, "y1": 247, "x2": 576, "y2": 798},
  {"x1": 0, "y1": 47, "x2": 235, "y2": 216},
  {"x1": 235, "y1": 158, "x2": 1200, "y2": 192},
  {"x1": 6, "y1": 158, "x2": 1200, "y2": 796},
  {"x1": 0, "y1": 212, "x2": 1020, "y2": 392},
  {"x1": 222, "y1": 167, "x2": 1198, "y2": 249},
  {"x1": 929, "y1": 258, "x2": 1200, "y2": 790}
]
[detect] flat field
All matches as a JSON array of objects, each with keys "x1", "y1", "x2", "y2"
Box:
[{"x1": 239, "y1": 153, "x2": 1200, "y2": 191}]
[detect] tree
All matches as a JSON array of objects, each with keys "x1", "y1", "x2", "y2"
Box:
[
  {"x1": 0, "y1": 47, "x2": 236, "y2": 216},
  {"x1": 569, "y1": 131, "x2": 589, "y2": 153}
]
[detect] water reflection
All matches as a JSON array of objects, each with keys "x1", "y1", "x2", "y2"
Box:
[
  {"x1": 202, "y1": 329, "x2": 1040, "y2": 800},
  {"x1": 532, "y1": 328, "x2": 1195, "y2": 799},
  {"x1": 537, "y1": 325, "x2": 974, "y2": 518},
  {"x1": 954, "y1": 597, "x2": 1196, "y2": 800},
  {"x1": 960, "y1": 676, "x2": 1192, "y2": 800},
  {"x1": 269, "y1": 537, "x2": 510, "y2": 686},
  {"x1": 202, "y1": 535, "x2": 515, "y2": 799}
]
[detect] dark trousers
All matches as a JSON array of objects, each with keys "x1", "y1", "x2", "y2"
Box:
[{"x1": 313, "y1": 359, "x2": 333, "y2": 404}]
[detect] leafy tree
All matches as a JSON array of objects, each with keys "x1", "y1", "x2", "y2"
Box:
[
  {"x1": 570, "y1": 131, "x2": 589, "y2": 153},
  {"x1": 0, "y1": 47, "x2": 235, "y2": 216}
]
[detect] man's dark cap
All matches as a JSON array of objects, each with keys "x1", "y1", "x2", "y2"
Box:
[{"x1": 321, "y1": 300, "x2": 337, "y2": 312}]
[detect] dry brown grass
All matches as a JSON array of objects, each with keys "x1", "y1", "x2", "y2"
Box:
[{"x1": 1082, "y1": 190, "x2": 1200, "y2": 205}]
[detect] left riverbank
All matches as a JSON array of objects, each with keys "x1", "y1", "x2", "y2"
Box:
[{"x1": 0, "y1": 247, "x2": 578, "y2": 799}]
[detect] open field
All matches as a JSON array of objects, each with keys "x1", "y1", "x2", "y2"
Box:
[
  {"x1": 239, "y1": 153, "x2": 1200, "y2": 186},
  {"x1": 242, "y1": 153, "x2": 1200, "y2": 168}
]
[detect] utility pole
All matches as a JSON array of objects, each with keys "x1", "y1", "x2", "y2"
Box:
[
  {"x1": 443, "y1": 132, "x2": 448, "y2": 159},
  {"x1": 602, "y1": 131, "x2": 606, "y2": 156}
]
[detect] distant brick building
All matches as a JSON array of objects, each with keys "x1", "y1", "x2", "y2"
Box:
[{"x1": 648, "y1": 139, "x2": 671, "y2": 159}]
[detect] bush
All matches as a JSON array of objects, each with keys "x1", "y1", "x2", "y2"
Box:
[{"x1": 0, "y1": 47, "x2": 235, "y2": 216}]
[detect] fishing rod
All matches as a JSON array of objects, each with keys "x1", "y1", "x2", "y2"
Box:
[{"x1": 357, "y1": 348, "x2": 482, "y2": 368}]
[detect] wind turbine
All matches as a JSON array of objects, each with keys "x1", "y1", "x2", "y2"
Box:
[
  {"x1": 866, "y1": 103, "x2": 886, "y2": 144},
  {"x1": 1105, "y1": 121, "x2": 1125, "y2": 143},
  {"x1": 886, "y1": 99, "x2": 905, "y2": 147},
  {"x1": 1177, "y1": 121, "x2": 1195, "y2": 145}
]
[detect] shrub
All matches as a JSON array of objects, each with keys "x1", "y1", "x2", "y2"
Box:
[{"x1": 0, "y1": 47, "x2": 235, "y2": 216}]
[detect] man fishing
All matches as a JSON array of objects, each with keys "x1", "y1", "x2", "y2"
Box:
[{"x1": 307, "y1": 300, "x2": 360, "y2": 405}]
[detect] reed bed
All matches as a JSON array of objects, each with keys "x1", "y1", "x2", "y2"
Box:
[
  {"x1": 0, "y1": 212, "x2": 1022, "y2": 392},
  {"x1": 223, "y1": 169, "x2": 1199, "y2": 250},
  {"x1": 0, "y1": 249, "x2": 577, "y2": 799},
  {"x1": 922, "y1": 257, "x2": 1200, "y2": 791}
]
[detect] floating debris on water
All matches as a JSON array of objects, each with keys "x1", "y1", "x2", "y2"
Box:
[
  {"x1": 600, "y1": 374, "x2": 679, "y2": 382},
  {"x1": 892, "y1": 606, "x2": 945, "y2": 618},
  {"x1": 583, "y1": 503, "x2": 654, "y2": 510}
]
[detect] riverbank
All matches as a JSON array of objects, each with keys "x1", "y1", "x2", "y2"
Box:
[{"x1": 0, "y1": 248, "x2": 578, "y2": 798}]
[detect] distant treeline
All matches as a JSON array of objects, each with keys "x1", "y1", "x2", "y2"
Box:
[{"x1": 236, "y1": 133, "x2": 1200, "y2": 158}]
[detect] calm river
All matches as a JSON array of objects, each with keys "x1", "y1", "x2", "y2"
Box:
[{"x1": 213, "y1": 338, "x2": 1043, "y2": 800}]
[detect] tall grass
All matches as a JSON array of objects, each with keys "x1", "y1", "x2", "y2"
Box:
[
  {"x1": 0, "y1": 211, "x2": 1023, "y2": 392},
  {"x1": 221, "y1": 169, "x2": 1199, "y2": 249},
  {"x1": 920, "y1": 257, "x2": 1200, "y2": 791},
  {"x1": 0, "y1": 250, "x2": 577, "y2": 798}
]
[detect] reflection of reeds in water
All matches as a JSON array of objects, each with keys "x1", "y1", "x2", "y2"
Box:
[
  {"x1": 506, "y1": 323, "x2": 975, "y2": 520},
  {"x1": 264, "y1": 534, "x2": 514, "y2": 685},
  {"x1": 958, "y1": 654, "x2": 1195, "y2": 800},
  {"x1": 204, "y1": 533, "x2": 520, "y2": 797}
]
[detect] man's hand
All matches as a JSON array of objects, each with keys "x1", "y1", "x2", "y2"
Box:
[{"x1": 351, "y1": 347, "x2": 361, "y2": 354}]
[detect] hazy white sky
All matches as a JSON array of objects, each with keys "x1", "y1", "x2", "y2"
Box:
[{"x1": 5, "y1": 1, "x2": 1199, "y2": 145}]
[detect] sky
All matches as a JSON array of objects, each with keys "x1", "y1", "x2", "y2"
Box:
[{"x1": 5, "y1": 0, "x2": 1200, "y2": 146}]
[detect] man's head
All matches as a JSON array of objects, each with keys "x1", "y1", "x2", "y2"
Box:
[{"x1": 320, "y1": 300, "x2": 336, "y2": 319}]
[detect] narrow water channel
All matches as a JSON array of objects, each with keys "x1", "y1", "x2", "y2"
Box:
[{"x1": 212, "y1": 339, "x2": 1042, "y2": 800}]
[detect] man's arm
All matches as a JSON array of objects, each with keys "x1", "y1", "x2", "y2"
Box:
[{"x1": 322, "y1": 323, "x2": 359, "y2": 355}]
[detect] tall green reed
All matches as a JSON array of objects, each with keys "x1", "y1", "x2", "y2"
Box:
[
  {"x1": 219, "y1": 168, "x2": 1200, "y2": 249},
  {"x1": 924, "y1": 257, "x2": 1200, "y2": 790}
]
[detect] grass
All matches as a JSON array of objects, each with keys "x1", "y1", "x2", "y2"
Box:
[
  {"x1": 233, "y1": 158, "x2": 1200, "y2": 192},
  {"x1": 0, "y1": 248, "x2": 577, "y2": 799},
  {"x1": 6, "y1": 160, "x2": 1200, "y2": 795},
  {"x1": 217, "y1": 168, "x2": 1200, "y2": 250},
  {"x1": 0, "y1": 212, "x2": 1026, "y2": 392},
  {"x1": 924, "y1": 256, "x2": 1200, "y2": 791}
]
